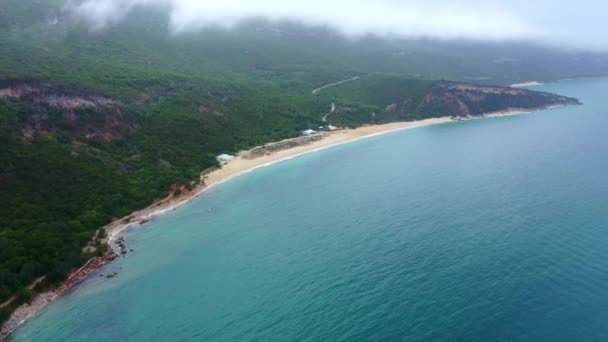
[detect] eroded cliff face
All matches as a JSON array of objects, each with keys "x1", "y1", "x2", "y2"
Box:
[
  {"x1": 385, "y1": 81, "x2": 581, "y2": 117},
  {"x1": 0, "y1": 83, "x2": 129, "y2": 141}
]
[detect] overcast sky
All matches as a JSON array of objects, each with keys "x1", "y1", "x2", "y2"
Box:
[{"x1": 70, "y1": 0, "x2": 607, "y2": 50}]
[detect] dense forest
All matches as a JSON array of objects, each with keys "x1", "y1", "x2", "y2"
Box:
[{"x1": 0, "y1": 0, "x2": 601, "y2": 322}]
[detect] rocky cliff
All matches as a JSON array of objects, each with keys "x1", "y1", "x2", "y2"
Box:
[{"x1": 385, "y1": 81, "x2": 581, "y2": 117}]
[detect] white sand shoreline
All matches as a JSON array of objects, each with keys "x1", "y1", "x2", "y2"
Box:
[
  {"x1": 1, "y1": 105, "x2": 559, "y2": 340},
  {"x1": 105, "y1": 106, "x2": 558, "y2": 240},
  {"x1": 106, "y1": 119, "x2": 450, "y2": 240},
  {"x1": 510, "y1": 81, "x2": 544, "y2": 87}
]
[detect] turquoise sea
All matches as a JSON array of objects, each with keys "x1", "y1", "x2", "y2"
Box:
[{"x1": 10, "y1": 78, "x2": 608, "y2": 341}]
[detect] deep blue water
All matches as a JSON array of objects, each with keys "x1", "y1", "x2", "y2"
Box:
[{"x1": 10, "y1": 78, "x2": 608, "y2": 341}]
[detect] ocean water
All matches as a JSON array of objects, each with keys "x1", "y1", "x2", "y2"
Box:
[{"x1": 10, "y1": 78, "x2": 608, "y2": 341}]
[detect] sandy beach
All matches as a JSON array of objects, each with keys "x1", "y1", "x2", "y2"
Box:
[
  {"x1": 1, "y1": 107, "x2": 555, "y2": 339},
  {"x1": 103, "y1": 117, "x2": 459, "y2": 240},
  {"x1": 510, "y1": 81, "x2": 544, "y2": 87},
  {"x1": 101, "y1": 117, "x2": 457, "y2": 241},
  {"x1": 105, "y1": 106, "x2": 560, "y2": 240}
]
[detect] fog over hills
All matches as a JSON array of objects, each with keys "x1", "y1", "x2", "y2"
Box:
[{"x1": 68, "y1": 0, "x2": 608, "y2": 50}]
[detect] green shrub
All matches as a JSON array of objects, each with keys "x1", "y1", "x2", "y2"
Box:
[{"x1": 15, "y1": 287, "x2": 32, "y2": 304}]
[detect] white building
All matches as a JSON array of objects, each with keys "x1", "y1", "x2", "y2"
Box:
[
  {"x1": 216, "y1": 154, "x2": 235, "y2": 163},
  {"x1": 302, "y1": 129, "x2": 317, "y2": 136}
]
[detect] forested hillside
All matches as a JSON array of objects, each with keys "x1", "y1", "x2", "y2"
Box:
[{"x1": 0, "y1": 0, "x2": 601, "y2": 322}]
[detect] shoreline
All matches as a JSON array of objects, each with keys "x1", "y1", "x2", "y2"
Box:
[
  {"x1": 510, "y1": 81, "x2": 544, "y2": 87},
  {"x1": 0, "y1": 105, "x2": 560, "y2": 339}
]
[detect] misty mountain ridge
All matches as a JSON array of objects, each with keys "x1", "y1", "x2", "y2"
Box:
[{"x1": 2, "y1": 0, "x2": 608, "y2": 91}]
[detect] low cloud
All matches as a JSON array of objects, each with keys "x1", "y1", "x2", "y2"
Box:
[
  {"x1": 68, "y1": 0, "x2": 158, "y2": 29},
  {"x1": 68, "y1": 0, "x2": 607, "y2": 49}
]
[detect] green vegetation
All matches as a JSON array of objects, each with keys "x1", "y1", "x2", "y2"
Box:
[
  {"x1": 0, "y1": 0, "x2": 602, "y2": 324},
  {"x1": 320, "y1": 75, "x2": 436, "y2": 126}
]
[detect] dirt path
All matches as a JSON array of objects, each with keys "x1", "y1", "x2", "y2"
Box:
[
  {"x1": 322, "y1": 102, "x2": 336, "y2": 122},
  {"x1": 312, "y1": 76, "x2": 360, "y2": 95},
  {"x1": 0, "y1": 276, "x2": 46, "y2": 309}
]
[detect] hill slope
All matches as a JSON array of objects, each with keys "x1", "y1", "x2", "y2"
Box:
[{"x1": 0, "y1": 0, "x2": 594, "y2": 324}]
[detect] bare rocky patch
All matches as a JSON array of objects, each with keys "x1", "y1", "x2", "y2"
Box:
[
  {"x1": 0, "y1": 83, "x2": 120, "y2": 109},
  {"x1": 0, "y1": 83, "x2": 130, "y2": 141},
  {"x1": 383, "y1": 81, "x2": 581, "y2": 118}
]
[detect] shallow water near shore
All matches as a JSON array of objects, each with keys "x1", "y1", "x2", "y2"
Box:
[{"x1": 10, "y1": 78, "x2": 608, "y2": 341}]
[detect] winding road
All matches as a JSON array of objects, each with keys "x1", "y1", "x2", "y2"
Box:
[
  {"x1": 312, "y1": 76, "x2": 360, "y2": 95},
  {"x1": 322, "y1": 102, "x2": 336, "y2": 122},
  {"x1": 314, "y1": 76, "x2": 361, "y2": 123}
]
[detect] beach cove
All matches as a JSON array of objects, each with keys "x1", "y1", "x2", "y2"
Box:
[
  {"x1": 3, "y1": 112, "x2": 523, "y2": 338},
  {"x1": 7, "y1": 78, "x2": 608, "y2": 341}
]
